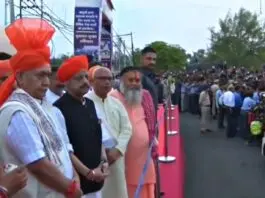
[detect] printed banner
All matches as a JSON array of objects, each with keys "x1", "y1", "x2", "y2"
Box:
[
  {"x1": 74, "y1": 7, "x2": 101, "y2": 60},
  {"x1": 100, "y1": 27, "x2": 112, "y2": 68}
]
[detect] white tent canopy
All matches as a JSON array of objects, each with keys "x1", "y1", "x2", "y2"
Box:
[{"x1": 0, "y1": 26, "x2": 16, "y2": 55}]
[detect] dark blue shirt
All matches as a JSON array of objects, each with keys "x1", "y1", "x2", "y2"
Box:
[
  {"x1": 181, "y1": 83, "x2": 186, "y2": 93},
  {"x1": 194, "y1": 86, "x2": 200, "y2": 95},
  {"x1": 190, "y1": 85, "x2": 196, "y2": 94},
  {"x1": 234, "y1": 92, "x2": 243, "y2": 108},
  {"x1": 186, "y1": 85, "x2": 192, "y2": 94}
]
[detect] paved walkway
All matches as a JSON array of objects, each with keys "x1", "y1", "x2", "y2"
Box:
[{"x1": 181, "y1": 113, "x2": 265, "y2": 198}]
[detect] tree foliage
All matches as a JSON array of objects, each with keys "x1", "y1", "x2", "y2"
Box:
[
  {"x1": 51, "y1": 54, "x2": 71, "y2": 67},
  {"x1": 207, "y1": 8, "x2": 265, "y2": 69},
  {"x1": 132, "y1": 48, "x2": 142, "y2": 66},
  {"x1": 133, "y1": 41, "x2": 187, "y2": 71}
]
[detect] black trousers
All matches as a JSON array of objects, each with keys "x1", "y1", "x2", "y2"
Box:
[
  {"x1": 239, "y1": 111, "x2": 249, "y2": 140},
  {"x1": 225, "y1": 107, "x2": 238, "y2": 138},
  {"x1": 218, "y1": 106, "x2": 225, "y2": 128}
]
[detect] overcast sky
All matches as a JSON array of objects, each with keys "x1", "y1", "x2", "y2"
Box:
[{"x1": 0, "y1": 0, "x2": 263, "y2": 56}]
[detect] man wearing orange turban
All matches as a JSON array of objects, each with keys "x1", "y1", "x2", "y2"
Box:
[
  {"x1": 0, "y1": 18, "x2": 82, "y2": 198},
  {"x1": 55, "y1": 56, "x2": 107, "y2": 198},
  {"x1": 57, "y1": 55, "x2": 89, "y2": 83}
]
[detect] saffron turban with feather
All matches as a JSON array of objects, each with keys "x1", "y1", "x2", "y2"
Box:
[{"x1": 0, "y1": 18, "x2": 55, "y2": 106}]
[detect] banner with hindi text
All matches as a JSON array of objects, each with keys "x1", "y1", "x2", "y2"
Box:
[
  {"x1": 100, "y1": 27, "x2": 112, "y2": 69},
  {"x1": 74, "y1": 7, "x2": 102, "y2": 61}
]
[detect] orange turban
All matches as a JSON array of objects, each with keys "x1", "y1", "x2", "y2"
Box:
[
  {"x1": 57, "y1": 55, "x2": 89, "y2": 83},
  {"x1": 0, "y1": 60, "x2": 11, "y2": 78},
  {"x1": 88, "y1": 66, "x2": 102, "y2": 81},
  {"x1": 0, "y1": 18, "x2": 55, "y2": 106}
]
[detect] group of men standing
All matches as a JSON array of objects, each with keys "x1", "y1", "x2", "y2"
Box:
[{"x1": 0, "y1": 18, "x2": 161, "y2": 198}]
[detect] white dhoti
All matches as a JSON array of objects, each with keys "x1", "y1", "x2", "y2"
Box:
[
  {"x1": 101, "y1": 157, "x2": 128, "y2": 198},
  {"x1": 82, "y1": 191, "x2": 102, "y2": 198}
]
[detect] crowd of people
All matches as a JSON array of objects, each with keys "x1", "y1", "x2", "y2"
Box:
[
  {"x1": 0, "y1": 18, "x2": 165, "y2": 198},
  {"x1": 171, "y1": 67, "x2": 265, "y2": 148}
]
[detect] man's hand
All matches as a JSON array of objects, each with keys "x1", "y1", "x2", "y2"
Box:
[
  {"x1": 0, "y1": 166, "x2": 28, "y2": 196},
  {"x1": 86, "y1": 168, "x2": 104, "y2": 183},
  {"x1": 106, "y1": 148, "x2": 122, "y2": 165},
  {"x1": 101, "y1": 162, "x2": 109, "y2": 178},
  {"x1": 92, "y1": 168, "x2": 104, "y2": 182}
]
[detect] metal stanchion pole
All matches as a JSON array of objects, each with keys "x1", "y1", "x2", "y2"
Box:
[
  {"x1": 167, "y1": 96, "x2": 178, "y2": 135},
  {"x1": 158, "y1": 101, "x2": 176, "y2": 163},
  {"x1": 167, "y1": 107, "x2": 178, "y2": 136},
  {"x1": 154, "y1": 160, "x2": 160, "y2": 197},
  {"x1": 167, "y1": 87, "x2": 175, "y2": 120},
  {"x1": 154, "y1": 106, "x2": 166, "y2": 198},
  {"x1": 154, "y1": 153, "x2": 163, "y2": 198}
]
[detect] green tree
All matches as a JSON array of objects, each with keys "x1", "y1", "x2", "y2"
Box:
[
  {"x1": 132, "y1": 48, "x2": 141, "y2": 66},
  {"x1": 149, "y1": 41, "x2": 187, "y2": 71},
  {"x1": 51, "y1": 54, "x2": 71, "y2": 67},
  {"x1": 186, "y1": 49, "x2": 213, "y2": 70},
  {"x1": 208, "y1": 8, "x2": 265, "y2": 69}
]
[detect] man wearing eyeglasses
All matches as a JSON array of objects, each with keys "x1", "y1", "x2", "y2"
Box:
[{"x1": 85, "y1": 66, "x2": 132, "y2": 198}]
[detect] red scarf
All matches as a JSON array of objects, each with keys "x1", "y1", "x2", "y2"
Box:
[{"x1": 142, "y1": 89, "x2": 158, "y2": 158}]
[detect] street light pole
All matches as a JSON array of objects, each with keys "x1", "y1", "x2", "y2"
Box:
[
  {"x1": 10, "y1": 0, "x2": 15, "y2": 22},
  {"x1": 130, "y1": 32, "x2": 135, "y2": 66},
  {"x1": 4, "y1": 0, "x2": 8, "y2": 25}
]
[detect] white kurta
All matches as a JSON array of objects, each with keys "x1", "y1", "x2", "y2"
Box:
[
  {"x1": 85, "y1": 90, "x2": 132, "y2": 198},
  {"x1": 0, "y1": 96, "x2": 74, "y2": 198},
  {"x1": 82, "y1": 191, "x2": 102, "y2": 198}
]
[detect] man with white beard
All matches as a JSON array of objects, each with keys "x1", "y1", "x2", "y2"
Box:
[
  {"x1": 111, "y1": 67, "x2": 157, "y2": 198},
  {"x1": 119, "y1": 78, "x2": 142, "y2": 105}
]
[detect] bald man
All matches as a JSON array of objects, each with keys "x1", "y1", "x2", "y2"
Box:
[{"x1": 85, "y1": 67, "x2": 132, "y2": 198}]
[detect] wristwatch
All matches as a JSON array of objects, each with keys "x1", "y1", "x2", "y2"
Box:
[{"x1": 0, "y1": 186, "x2": 8, "y2": 198}]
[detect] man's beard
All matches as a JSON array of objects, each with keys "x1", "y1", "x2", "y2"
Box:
[{"x1": 119, "y1": 81, "x2": 142, "y2": 105}]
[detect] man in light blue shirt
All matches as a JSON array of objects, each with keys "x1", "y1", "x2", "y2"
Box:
[
  {"x1": 234, "y1": 85, "x2": 243, "y2": 136},
  {"x1": 181, "y1": 82, "x2": 187, "y2": 112},
  {"x1": 239, "y1": 89, "x2": 257, "y2": 141},
  {"x1": 216, "y1": 89, "x2": 222, "y2": 109},
  {"x1": 241, "y1": 97, "x2": 256, "y2": 111},
  {"x1": 223, "y1": 89, "x2": 235, "y2": 107},
  {"x1": 223, "y1": 84, "x2": 237, "y2": 138},
  {"x1": 216, "y1": 86, "x2": 225, "y2": 129}
]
